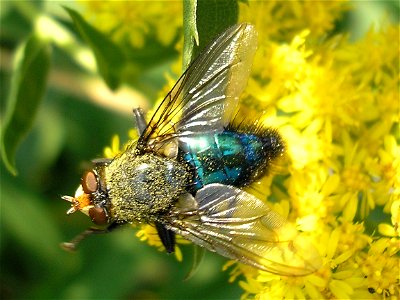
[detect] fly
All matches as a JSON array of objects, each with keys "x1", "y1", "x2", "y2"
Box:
[{"x1": 62, "y1": 23, "x2": 321, "y2": 276}]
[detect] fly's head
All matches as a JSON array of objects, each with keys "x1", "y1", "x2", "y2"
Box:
[{"x1": 62, "y1": 162, "x2": 112, "y2": 226}]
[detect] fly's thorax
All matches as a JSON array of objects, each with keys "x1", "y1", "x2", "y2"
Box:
[{"x1": 105, "y1": 152, "x2": 191, "y2": 223}]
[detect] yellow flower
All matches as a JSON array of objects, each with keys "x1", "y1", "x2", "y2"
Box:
[
  {"x1": 226, "y1": 3, "x2": 399, "y2": 299},
  {"x1": 356, "y1": 238, "x2": 400, "y2": 299},
  {"x1": 136, "y1": 224, "x2": 190, "y2": 262},
  {"x1": 367, "y1": 135, "x2": 400, "y2": 213},
  {"x1": 286, "y1": 167, "x2": 340, "y2": 221},
  {"x1": 103, "y1": 135, "x2": 121, "y2": 158},
  {"x1": 336, "y1": 133, "x2": 374, "y2": 220},
  {"x1": 379, "y1": 200, "x2": 400, "y2": 237},
  {"x1": 80, "y1": 1, "x2": 182, "y2": 48},
  {"x1": 238, "y1": 217, "x2": 395, "y2": 299},
  {"x1": 239, "y1": 0, "x2": 349, "y2": 42},
  {"x1": 91, "y1": 1, "x2": 398, "y2": 298}
]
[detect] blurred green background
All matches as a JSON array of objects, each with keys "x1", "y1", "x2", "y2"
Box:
[{"x1": 1, "y1": 1, "x2": 398, "y2": 299}]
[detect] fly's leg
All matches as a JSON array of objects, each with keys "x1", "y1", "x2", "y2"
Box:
[
  {"x1": 61, "y1": 222, "x2": 122, "y2": 252},
  {"x1": 133, "y1": 108, "x2": 147, "y2": 135},
  {"x1": 155, "y1": 222, "x2": 176, "y2": 253}
]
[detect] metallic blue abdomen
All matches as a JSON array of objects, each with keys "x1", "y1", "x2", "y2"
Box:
[{"x1": 179, "y1": 129, "x2": 284, "y2": 191}]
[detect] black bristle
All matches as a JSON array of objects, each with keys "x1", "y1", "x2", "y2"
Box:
[
  {"x1": 226, "y1": 119, "x2": 285, "y2": 160},
  {"x1": 221, "y1": 118, "x2": 286, "y2": 186}
]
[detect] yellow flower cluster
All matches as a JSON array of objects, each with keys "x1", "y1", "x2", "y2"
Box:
[
  {"x1": 233, "y1": 2, "x2": 399, "y2": 299},
  {"x1": 136, "y1": 223, "x2": 191, "y2": 262},
  {"x1": 239, "y1": 0, "x2": 349, "y2": 41},
  {"x1": 80, "y1": 1, "x2": 182, "y2": 48},
  {"x1": 96, "y1": 1, "x2": 398, "y2": 299}
]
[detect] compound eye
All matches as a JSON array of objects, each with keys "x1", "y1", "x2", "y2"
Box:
[
  {"x1": 89, "y1": 207, "x2": 108, "y2": 225},
  {"x1": 82, "y1": 171, "x2": 98, "y2": 194}
]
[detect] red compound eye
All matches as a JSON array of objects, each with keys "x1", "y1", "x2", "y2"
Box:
[
  {"x1": 89, "y1": 207, "x2": 108, "y2": 225},
  {"x1": 81, "y1": 171, "x2": 98, "y2": 194}
]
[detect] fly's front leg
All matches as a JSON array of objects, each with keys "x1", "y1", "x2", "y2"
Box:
[
  {"x1": 133, "y1": 108, "x2": 147, "y2": 135},
  {"x1": 61, "y1": 222, "x2": 122, "y2": 252}
]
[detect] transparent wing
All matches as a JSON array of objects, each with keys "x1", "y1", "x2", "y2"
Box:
[
  {"x1": 137, "y1": 23, "x2": 257, "y2": 152},
  {"x1": 166, "y1": 184, "x2": 322, "y2": 276}
]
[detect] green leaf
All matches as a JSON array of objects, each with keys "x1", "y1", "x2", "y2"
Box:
[
  {"x1": 1, "y1": 173, "x2": 63, "y2": 266},
  {"x1": 1, "y1": 35, "x2": 51, "y2": 175},
  {"x1": 184, "y1": 0, "x2": 239, "y2": 64},
  {"x1": 64, "y1": 7, "x2": 126, "y2": 90},
  {"x1": 184, "y1": 245, "x2": 206, "y2": 281},
  {"x1": 183, "y1": 0, "x2": 199, "y2": 69}
]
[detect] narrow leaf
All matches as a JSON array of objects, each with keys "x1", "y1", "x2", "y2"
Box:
[
  {"x1": 183, "y1": 0, "x2": 199, "y2": 69},
  {"x1": 184, "y1": 245, "x2": 206, "y2": 281},
  {"x1": 64, "y1": 7, "x2": 126, "y2": 90},
  {"x1": 193, "y1": 0, "x2": 239, "y2": 58},
  {"x1": 1, "y1": 35, "x2": 51, "y2": 175}
]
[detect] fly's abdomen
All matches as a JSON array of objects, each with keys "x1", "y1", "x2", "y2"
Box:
[{"x1": 179, "y1": 129, "x2": 284, "y2": 191}]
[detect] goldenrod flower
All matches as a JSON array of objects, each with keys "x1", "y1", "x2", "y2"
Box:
[
  {"x1": 136, "y1": 224, "x2": 190, "y2": 262},
  {"x1": 228, "y1": 2, "x2": 399, "y2": 299},
  {"x1": 93, "y1": 1, "x2": 398, "y2": 298},
  {"x1": 80, "y1": 1, "x2": 182, "y2": 48},
  {"x1": 239, "y1": 0, "x2": 349, "y2": 41},
  {"x1": 379, "y1": 200, "x2": 400, "y2": 238},
  {"x1": 103, "y1": 135, "x2": 121, "y2": 158}
]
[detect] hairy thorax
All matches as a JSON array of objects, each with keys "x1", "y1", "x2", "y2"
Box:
[{"x1": 105, "y1": 151, "x2": 191, "y2": 223}]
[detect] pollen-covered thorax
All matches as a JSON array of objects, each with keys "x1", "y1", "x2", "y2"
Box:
[{"x1": 105, "y1": 153, "x2": 191, "y2": 223}]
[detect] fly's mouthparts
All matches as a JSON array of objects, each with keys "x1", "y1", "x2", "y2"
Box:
[
  {"x1": 61, "y1": 195, "x2": 75, "y2": 202},
  {"x1": 62, "y1": 195, "x2": 78, "y2": 214}
]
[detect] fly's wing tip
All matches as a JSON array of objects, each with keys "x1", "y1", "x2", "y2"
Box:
[{"x1": 292, "y1": 235, "x2": 323, "y2": 273}]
